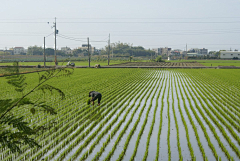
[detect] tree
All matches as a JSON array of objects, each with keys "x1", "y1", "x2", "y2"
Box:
[
  {"x1": 156, "y1": 56, "x2": 163, "y2": 62},
  {"x1": 27, "y1": 46, "x2": 43, "y2": 55},
  {"x1": 0, "y1": 51, "x2": 11, "y2": 55},
  {"x1": 45, "y1": 48, "x2": 54, "y2": 56},
  {"x1": 129, "y1": 56, "x2": 133, "y2": 62},
  {"x1": 72, "y1": 49, "x2": 84, "y2": 57},
  {"x1": 0, "y1": 62, "x2": 73, "y2": 153}
]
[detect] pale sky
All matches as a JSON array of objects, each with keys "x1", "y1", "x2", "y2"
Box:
[{"x1": 0, "y1": 0, "x2": 240, "y2": 51}]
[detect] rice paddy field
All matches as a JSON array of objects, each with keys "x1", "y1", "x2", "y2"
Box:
[{"x1": 0, "y1": 68, "x2": 240, "y2": 161}]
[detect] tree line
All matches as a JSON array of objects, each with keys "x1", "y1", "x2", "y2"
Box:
[
  {"x1": 100, "y1": 42, "x2": 155, "y2": 57},
  {"x1": 13, "y1": 42, "x2": 155, "y2": 57}
]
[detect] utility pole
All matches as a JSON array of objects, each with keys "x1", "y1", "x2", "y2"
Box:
[
  {"x1": 54, "y1": 17, "x2": 58, "y2": 66},
  {"x1": 108, "y1": 33, "x2": 110, "y2": 65},
  {"x1": 44, "y1": 37, "x2": 46, "y2": 68},
  {"x1": 88, "y1": 37, "x2": 90, "y2": 67},
  {"x1": 186, "y1": 43, "x2": 187, "y2": 54}
]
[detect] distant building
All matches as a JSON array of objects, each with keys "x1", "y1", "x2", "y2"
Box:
[
  {"x1": 199, "y1": 48, "x2": 208, "y2": 55},
  {"x1": 152, "y1": 47, "x2": 171, "y2": 56},
  {"x1": 61, "y1": 46, "x2": 71, "y2": 54},
  {"x1": 187, "y1": 53, "x2": 198, "y2": 57},
  {"x1": 13, "y1": 47, "x2": 25, "y2": 55},
  {"x1": 189, "y1": 48, "x2": 208, "y2": 55},
  {"x1": 220, "y1": 51, "x2": 240, "y2": 59},
  {"x1": 78, "y1": 44, "x2": 95, "y2": 54},
  {"x1": 171, "y1": 50, "x2": 181, "y2": 56}
]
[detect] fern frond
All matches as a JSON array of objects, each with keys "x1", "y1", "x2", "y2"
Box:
[
  {"x1": 0, "y1": 99, "x2": 13, "y2": 115},
  {"x1": 6, "y1": 63, "x2": 27, "y2": 92},
  {"x1": 37, "y1": 84, "x2": 65, "y2": 99},
  {"x1": 0, "y1": 115, "x2": 35, "y2": 134},
  {"x1": 34, "y1": 101, "x2": 57, "y2": 115}
]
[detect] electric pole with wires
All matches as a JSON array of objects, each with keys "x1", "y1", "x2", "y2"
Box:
[
  {"x1": 108, "y1": 33, "x2": 110, "y2": 66},
  {"x1": 88, "y1": 37, "x2": 90, "y2": 67},
  {"x1": 53, "y1": 17, "x2": 58, "y2": 66}
]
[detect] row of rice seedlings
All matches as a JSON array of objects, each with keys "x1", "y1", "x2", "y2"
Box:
[
  {"x1": 20, "y1": 74, "x2": 128, "y2": 160},
  {"x1": 71, "y1": 70, "x2": 156, "y2": 161},
  {"x1": 180, "y1": 72, "x2": 227, "y2": 160},
  {"x1": 182, "y1": 71, "x2": 235, "y2": 160},
  {"x1": 68, "y1": 71, "x2": 158, "y2": 161},
  {"x1": 204, "y1": 70, "x2": 240, "y2": 101},
  {"x1": 167, "y1": 76, "x2": 171, "y2": 161},
  {"x1": 44, "y1": 71, "x2": 152, "y2": 161},
  {"x1": 13, "y1": 69, "x2": 143, "y2": 160},
  {"x1": 90, "y1": 76, "x2": 156, "y2": 161},
  {"x1": 176, "y1": 74, "x2": 203, "y2": 160},
  {"x1": 203, "y1": 76, "x2": 240, "y2": 115},
  {"x1": 188, "y1": 80, "x2": 240, "y2": 159},
  {"x1": 142, "y1": 71, "x2": 166, "y2": 161},
  {"x1": 171, "y1": 74, "x2": 183, "y2": 161},
  {"x1": 177, "y1": 73, "x2": 209, "y2": 160},
  {"x1": 188, "y1": 72, "x2": 240, "y2": 128},
  {"x1": 201, "y1": 83, "x2": 240, "y2": 131},
  {"x1": 1, "y1": 81, "x2": 92, "y2": 160},
  {"x1": 116, "y1": 71, "x2": 163, "y2": 161},
  {"x1": 185, "y1": 70, "x2": 240, "y2": 126},
  {"x1": 0, "y1": 68, "x2": 109, "y2": 157},
  {"x1": 187, "y1": 70, "x2": 240, "y2": 113},
  {"x1": 90, "y1": 71, "x2": 163, "y2": 161},
  {"x1": 188, "y1": 73, "x2": 240, "y2": 147},
  {"x1": 102, "y1": 71, "x2": 161, "y2": 161},
  {"x1": 77, "y1": 78, "x2": 152, "y2": 161},
  {"x1": 33, "y1": 87, "x2": 133, "y2": 161},
  {"x1": 9, "y1": 77, "x2": 128, "y2": 161},
  {"x1": 155, "y1": 74, "x2": 168, "y2": 161},
  {"x1": 173, "y1": 74, "x2": 195, "y2": 160}
]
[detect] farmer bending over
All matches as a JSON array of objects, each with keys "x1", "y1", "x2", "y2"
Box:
[{"x1": 89, "y1": 91, "x2": 102, "y2": 106}]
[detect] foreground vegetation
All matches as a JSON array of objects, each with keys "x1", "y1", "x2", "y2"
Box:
[{"x1": 0, "y1": 68, "x2": 240, "y2": 160}]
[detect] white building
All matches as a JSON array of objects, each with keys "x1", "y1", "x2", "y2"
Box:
[
  {"x1": 61, "y1": 46, "x2": 71, "y2": 54},
  {"x1": 13, "y1": 47, "x2": 24, "y2": 55},
  {"x1": 220, "y1": 51, "x2": 240, "y2": 59},
  {"x1": 152, "y1": 47, "x2": 171, "y2": 56},
  {"x1": 189, "y1": 48, "x2": 208, "y2": 55},
  {"x1": 78, "y1": 44, "x2": 95, "y2": 54}
]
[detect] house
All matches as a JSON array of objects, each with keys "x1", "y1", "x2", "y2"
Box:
[
  {"x1": 188, "y1": 48, "x2": 208, "y2": 56},
  {"x1": 152, "y1": 47, "x2": 171, "y2": 56},
  {"x1": 220, "y1": 51, "x2": 240, "y2": 59},
  {"x1": 61, "y1": 46, "x2": 71, "y2": 54},
  {"x1": 13, "y1": 47, "x2": 25, "y2": 55},
  {"x1": 78, "y1": 44, "x2": 95, "y2": 54}
]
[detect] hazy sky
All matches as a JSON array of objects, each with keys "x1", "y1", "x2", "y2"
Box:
[{"x1": 0, "y1": 0, "x2": 240, "y2": 51}]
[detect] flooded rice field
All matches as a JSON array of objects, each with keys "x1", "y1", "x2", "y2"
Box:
[{"x1": 1, "y1": 68, "x2": 240, "y2": 161}]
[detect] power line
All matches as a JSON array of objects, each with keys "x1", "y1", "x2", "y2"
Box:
[
  {"x1": 58, "y1": 35, "x2": 87, "y2": 42},
  {"x1": 1, "y1": 21, "x2": 240, "y2": 24},
  {"x1": 45, "y1": 32, "x2": 54, "y2": 38},
  {"x1": 57, "y1": 21, "x2": 240, "y2": 24}
]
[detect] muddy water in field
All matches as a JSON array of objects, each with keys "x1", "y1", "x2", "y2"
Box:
[
  {"x1": 175, "y1": 76, "x2": 201, "y2": 160},
  {"x1": 99, "y1": 75, "x2": 158, "y2": 160},
  {"x1": 183, "y1": 77, "x2": 228, "y2": 161},
  {"x1": 147, "y1": 77, "x2": 167, "y2": 161},
  {"x1": 86, "y1": 84, "x2": 146, "y2": 161},
  {"x1": 123, "y1": 73, "x2": 162, "y2": 161},
  {"x1": 184, "y1": 76, "x2": 239, "y2": 160},
  {"x1": 168, "y1": 82, "x2": 179, "y2": 161},
  {"x1": 179, "y1": 76, "x2": 216, "y2": 160},
  {"x1": 75, "y1": 82, "x2": 148, "y2": 160},
  {"x1": 109, "y1": 72, "x2": 160, "y2": 161},
  {"x1": 158, "y1": 78, "x2": 171, "y2": 161}
]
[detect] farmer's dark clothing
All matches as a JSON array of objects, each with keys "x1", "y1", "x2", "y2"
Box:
[{"x1": 89, "y1": 91, "x2": 102, "y2": 104}]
